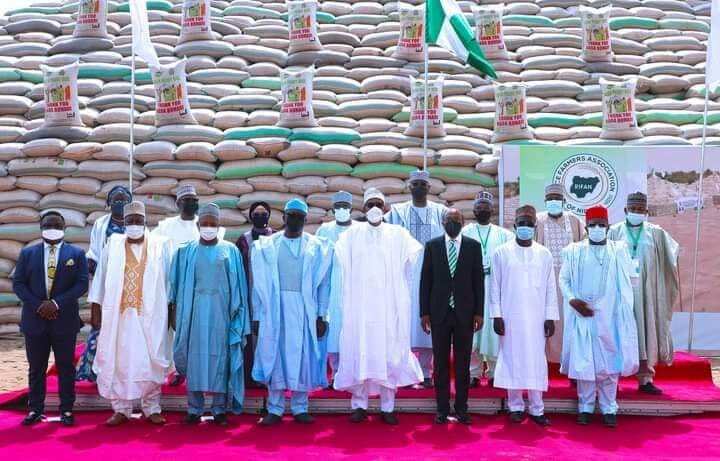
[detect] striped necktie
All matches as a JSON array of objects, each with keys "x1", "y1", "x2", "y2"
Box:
[
  {"x1": 47, "y1": 245, "x2": 57, "y2": 296},
  {"x1": 448, "y1": 239, "x2": 457, "y2": 309}
]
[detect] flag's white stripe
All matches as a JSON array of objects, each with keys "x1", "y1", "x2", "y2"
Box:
[
  {"x1": 129, "y1": 0, "x2": 160, "y2": 67},
  {"x1": 437, "y1": 20, "x2": 469, "y2": 61},
  {"x1": 707, "y1": 0, "x2": 720, "y2": 87}
]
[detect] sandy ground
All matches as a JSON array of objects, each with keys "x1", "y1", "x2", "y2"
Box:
[{"x1": 0, "y1": 333, "x2": 718, "y2": 394}]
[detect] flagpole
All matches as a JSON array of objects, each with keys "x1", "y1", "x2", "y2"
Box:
[
  {"x1": 129, "y1": 51, "x2": 136, "y2": 192},
  {"x1": 423, "y1": 42, "x2": 429, "y2": 171}
]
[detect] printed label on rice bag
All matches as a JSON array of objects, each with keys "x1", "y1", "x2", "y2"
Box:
[
  {"x1": 495, "y1": 85, "x2": 527, "y2": 130},
  {"x1": 281, "y1": 76, "x2": 310, "y2": 119},
  {"x1": 410, "y1": 79, "x2": 443, "y2": 128},
  {"x1": 42, "y1": 62, "x2": 82, "y2": 126},
  {"x1": 398, "y1": 7, "x2": 424, "y2": 53},
  {"x1": 289, "y1": 1, "x2": 317, "y2": 43},
  {"x1": 155, "y1": 75, "x2": 186, "y2": 115},
  {"x1": 182, "y1": 0, "x2": 209, "y2": 32},
  {"x1": 583, "y1": 17, "x2": 611, "y2": 53},
  {"x1": 602, "y1": 82, "x2": 637, "y2": 130},
  {"x1": 77, "y1": 0, "x2": 101, "y2": 30},
  {"x1": 474, "y1": 5, "x2": 506, "y2": 57}
]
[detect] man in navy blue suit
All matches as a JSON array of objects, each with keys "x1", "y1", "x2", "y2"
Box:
[{"x1": 13, "y1": 210, "x2": 88, "y2": 426}]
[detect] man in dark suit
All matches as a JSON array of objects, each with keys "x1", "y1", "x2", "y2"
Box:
[
  {"x1": 13, "y1": 210, "x2": 88, "y2": 426},
  {"x1": 420, "y1": 208, "x2": 484, "y2": 425}
]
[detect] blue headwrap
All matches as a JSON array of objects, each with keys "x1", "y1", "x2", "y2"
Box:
[
  {"x1": 106, "y1": 185, "x2": 132, "y2": 206},
  {"x1": 284, "y1": 198, "x2": 309, "y2": 214}
]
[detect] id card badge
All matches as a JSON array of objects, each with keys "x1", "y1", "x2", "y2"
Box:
[{"x1": 630, "y1": 258, "x2": 640, "y2": 287}]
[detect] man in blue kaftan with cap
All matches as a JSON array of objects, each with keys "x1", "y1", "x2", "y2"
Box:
[
  {"x1": 169, "y1": 203, "x2": 249, "y2": 426},
  {"x1": 252, "y1": 198, "x2": 334, "y2": 425}
]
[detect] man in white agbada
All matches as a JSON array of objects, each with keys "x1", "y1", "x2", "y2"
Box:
[
  {"x1": 462, "y1": 191, "x2": 512, "y2": 386},
  {"x1": 608, "y1": 192, "x2": 679, "y2": 395},
  {"x1": 534, "y1": 183, "x2": 584, "y2": 364},
  {"x1": 386, "y1": 170, "x2": 447, "y2": 388},
  {"x1": 89, "y1": 201, "x2": 173, "y2": 426},
  {"x1": 315, "y1": 191, "x2": 354, "y2": 381},
  {"x1": 559, "y1": 205, "x2": 639, "y2": 428},
  {"x1": 152, "y1": 184, "x2": 224, "y2": 385},
  {"x1": 334, "y1": 188, "x2": 424, "y2": 425},
  {"x1": 490, "y1": 205, "x2": 558, "y2": 427}
]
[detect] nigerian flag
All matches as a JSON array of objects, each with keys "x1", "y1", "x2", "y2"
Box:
[{"x1": 425, "y1": 0, "x2": 497, "y2": 79}]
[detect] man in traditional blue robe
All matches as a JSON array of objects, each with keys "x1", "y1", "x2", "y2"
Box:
[
  {"x1": 169, "y1": 203, "x2": 249, "y2": 426},
  {"x1": 252, "y1": 198, "x2": 333, "y2": 425}
]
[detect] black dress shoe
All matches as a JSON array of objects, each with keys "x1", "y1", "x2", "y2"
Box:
[
  {"x1": 293, "y1": 413, "x2": 315, "y2": 424},
  {"x1": 529, "y1": 414, "x2": 551, "y2": 427},
  {"x1": 258, "y1": 413, "x2": 282, "y2": 426},
  {"x1": 22, "y1": 411, "x2": 43, "y2": 426},
  {"x1": 487, "y1": 378, "x2": 494, "y2": 388},
  {"x1": 434, "y1": 413, "x2": 449, "y2": 424},
  {"x1": 169, "y1": 373, "x2": 185, "y2": 387},
  {"x1": 60, "y1": 412, "x2": 74, "y2": 427},
  {"x1": 422, "y1": 378, "x2": 434, "y2": 389},
  {"x1": 470, "y1": 378, "x2": 480, "y2": 388},
  {"x1": 509, "y1": 411, "x2": 525, "y2": 423},
  {"x1": 184, "y1": 413, "x2": 201, "y2": 425},
  {"x1": 455, "y1": 413, "x2": 473, "y2": 425},
  {"x1": 350, "y1": 408, "x2": 368, "y2": 423},
  {"x1": 603, "y1": 414, "x2": 617, "y2": 428},
  {"x1": 213, "y1": 413, "x2": 229, "y2": 426},
  {"x1": 576, "y1": 412, "x2": 592, "y2": 425},
  {"x1": 380, "y1": 411, "x2": 399, "y2": 425},
  {"x1": 639, "y1": 382, "x2": 662, "y2": 395}
]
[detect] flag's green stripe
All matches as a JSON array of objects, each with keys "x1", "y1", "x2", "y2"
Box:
[
  {"x1": 449, "y1": 14, "x2": 498, "y2": 79},
  {"x1": 425, "y1": 0, "x2": 445, "y2": 44}
]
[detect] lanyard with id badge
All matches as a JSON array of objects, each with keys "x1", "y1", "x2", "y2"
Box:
[
  {"x1": 477, "y1": 224, "x2": 492, "y2": 276},
  {"x1": 627, "y1": 225, "x2": 643, "y2": 286}
]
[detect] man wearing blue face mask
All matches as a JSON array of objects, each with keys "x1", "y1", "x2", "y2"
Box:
[
  {"x1": 559, "y1": 205, "x2": 639, "y2": 428},
  {"x1": 608, "y1": 192, "x2": 679, "y2": 395},
  {"x1": 316, "y1": 191, "x2": 355, "y2": 382},
  {"x1": 490, "y1": 205, "x2": 558, "y2": 427},
  {"x1": 535, "y1": 184, "x2": 584, "y2": 364}
]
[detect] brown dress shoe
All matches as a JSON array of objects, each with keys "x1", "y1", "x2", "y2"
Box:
[
  {"x1": 147, "y1": 413, "x2": 166, "y2": 425},
  {"x1": 106, "y1": 413, "x2": 129, "y2": 427}
]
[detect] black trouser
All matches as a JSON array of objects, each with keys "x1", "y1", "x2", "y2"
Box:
[
  {"x1": 243, "y1": 333, "x2": 257, "y2": 387},
  {"x1": 431, "y1": 310, "x2": 474, "y2": 416},
  {"x1": 24, "y1": 331, "x2": 77, "y2": 413}
]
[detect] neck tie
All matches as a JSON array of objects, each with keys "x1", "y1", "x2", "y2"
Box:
[
  {"x1": 47, "y1": 245, "x2": 57, "y2": 296},
  {"x1": 448, "y1": 240, "x2": 457, "y2": 309}
]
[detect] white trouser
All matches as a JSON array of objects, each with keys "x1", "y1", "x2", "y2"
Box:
[
  {"x1": 507, "y1": 389, "x2": 544, "y2": 416},
  {"x1": 577, "y1": 374, "x2": 619, "y2": 415},
  {"x1": 111, "y1": 384, "x2": 162, "y2": 418},
  {"x1": 413, "y1": 348, "x2": 433, "y2": 379},
  {"x1": 469, "y1": 351, "x2": 496, "y2": 379},
  {"x1": 328, "y1": 353, "x2": 339, "y2": 378},
  {"x1": 351, "y1": 384, "x2": 396, "y2": 413}
]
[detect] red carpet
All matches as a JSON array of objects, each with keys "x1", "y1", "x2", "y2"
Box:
[{"x1": 1, "y1": 410, "x2": 719, "y2": 460}]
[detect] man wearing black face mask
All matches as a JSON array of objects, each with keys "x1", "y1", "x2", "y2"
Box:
[
  {"x1": 386, "y1": 170, "x2": 448, "y2": 388},
  {"x1": 251, "y1": 199, "x2": 333, "y2": 425},
  {"x1": 420, "y1": 209, "x2": 484, "y2": 425},
  {"x1": 461, "y1": 191, "x2": 513, "y2": 388},
  {"x1": 236, "y1": 201, "x2": 274, "y2": 388}
]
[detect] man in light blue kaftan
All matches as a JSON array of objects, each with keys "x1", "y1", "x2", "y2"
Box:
[
  {"x1": 559, "y1": 205, "x2": 639, "y2": 428},
  {"x1": 315, "y1": 191, "x2": 354, "y2": 381},
  {"x1": 386, "y1": 170, "x2": 447, "y2": 387},
  {"x1": 169, "y1": 204, "x2": 249, "y2": 425},
  {"x1": 252, "y1": 199, "x2": 333, "y2": 425}
]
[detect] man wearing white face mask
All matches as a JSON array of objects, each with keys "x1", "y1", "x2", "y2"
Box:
[
  {"x1": 491, "y1": 205, "x2": 557, "y2": 427},
  {"x1": 608, "y1": 192, "x2": 679, "y2": 395},
  {"x1": 89, "y1": 201, "x2": 173, "y2": 426},
  {"x1": 168, "y1": 204, "x2": 250, "y2": 426},
  {"x1": 334, "y1": 188, "x2": 424, "y2": 425},
  {"x1": 559, "y1": 205, "x2": 639, "y2": 428},
  {"x1": 316, "y1": 191, "x2": 355, "y2": 381},
  {"x1": 535, "y1": 183, "x2": 584, "y2": 364}
]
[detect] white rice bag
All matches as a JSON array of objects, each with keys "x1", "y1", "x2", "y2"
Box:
[
  {"x1": 404, "y1": 76, "x2": 445, "y2": 138},
  {"x1": 600, "y1": 78, "x2": 642, "y2": 140},
  {"x1": 73, "y1": 0, "x2": 109, "y2": 39},
  {"x1": 580, "y1": 5, "x2": 613, "y2": 62},
  {"x1": 278, "y1": 66, "x2": 317, "y2": 128},
  {"x1": 392, "y1": 4, "x2": 425, "y2": 62},
  {"x1": 178, "y1": 0, "x2": 213, "y2": 44},
  {"x1": 151, "y1": 59, "x2": 197, "y2": 127},
  {"x1": 288, "y1": 0, "x2": 322, "y2": 54},
  {"x1": 492, "y1": 82, "x2": 532, "y2": 143},
  {"x1": 473, "y1": 4, "x2": 507, "y2": 60},
  {"x1": 40, "y1": 61, "x2": 84, "y2": 127}
]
